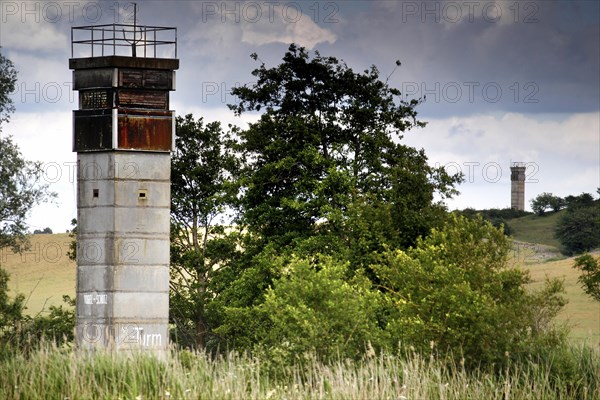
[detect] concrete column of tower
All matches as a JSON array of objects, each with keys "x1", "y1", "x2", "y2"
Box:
[
  {"x1": 510, "y1": 162, "x2": 526, "y2": 211},
  {"x1": 70, "y1": 48, "x2": 178, "y2": 356}
]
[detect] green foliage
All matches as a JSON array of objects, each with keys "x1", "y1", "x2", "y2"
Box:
[
  {"x1": 565, "y1": 192, "x2": 595, "y2": 209},
  {"x1": 0, "y1": 267, "x2": 74, "y2": 357},
  {"x1": 66, "y1": 218, "x2": 77, "y2": 261},
  {"x1": 258, "y1": 256, "x2": 382, "y2": 362},
  {"x1": 530, "y1": 192, "x2": 565, "y2": 216},
  {"x1": 21, "y1": 295, "x2": 75, "y2": 346},
  {"x1": 169, "y1": 114, "x2": 241, "y2": 349},
  {"x1": 0, "y1": 267, "x2": 27, "y2": 353},
  {"x1": 0, "y1": 48, "x2": 17, "y2": 127},
  {"x1": 555, "y1": 202, "x2": 600, "y2": 255},
  {"x1": 0, "y1": 136, "x2": 56, "y2": 252},
  {"x1": 372, "y1": 215, "x2": 567, "y2": 367},
  {"x1": 572, "y1": 254, "x2": 600, "y2": 302},
  {"x1": 456, "y1": 207, "x2": 531, "y2": 236},
  {"x1": 32, "y1": 227, "x2": 52, "y2": 234},
  {"x1": 229, "y1": 44, "x2": 461, "y2": 251}
]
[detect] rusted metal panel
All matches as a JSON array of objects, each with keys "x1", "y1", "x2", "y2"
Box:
[
  {"x1": 73, "y1": 109, "x2": 113, "y2": 151},
  {"x1": 143, "y1": 70, "x2": 172, "y2": 89},
  {"x1": 117, "y1": 109, "x2": 173, "y2": 151},
  {"x1": 119, "y1": 69, "x2": 172, "y2": 90},
  {"x1": 120, "y1": 69, "x2": 144, "y2": 88},
  {"x1": 73, "y1": 68, "x2": 115, "y2": 90},
  {"x1": 117, "y1": 90, "x2": 168, "y2": 109}
]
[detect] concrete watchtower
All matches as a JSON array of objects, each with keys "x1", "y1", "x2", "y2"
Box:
[
  {"x1": 70, "y1": 18, "x2": 178, "y2": 355},
  {"x1": 510, "y1": 162, "x2": 526, "y2": 211}
]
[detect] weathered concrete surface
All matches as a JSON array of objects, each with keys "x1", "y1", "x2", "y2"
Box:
[
  {"x1": 511, "y1": 164, "x2": 526, "y2": 211},
  {"x1": 75, "y1": 152, "x2": 171, "y2": 355}
]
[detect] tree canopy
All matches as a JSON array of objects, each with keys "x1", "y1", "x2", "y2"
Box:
[{"x1": 229, "y1": 44, "x2": 461, "y2": 253}]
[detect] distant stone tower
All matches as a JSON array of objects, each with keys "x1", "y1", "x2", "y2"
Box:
[
  {"x1": 70, "y1": 20, "x2": 178, "y2": 356},
  {"x1": 510, "y1": 162, "x2": 526, "y2": 211}
]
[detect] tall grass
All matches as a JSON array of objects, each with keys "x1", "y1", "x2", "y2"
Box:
[{"x1": 0, "y1": 343, "x2": 598, "y2": 399}]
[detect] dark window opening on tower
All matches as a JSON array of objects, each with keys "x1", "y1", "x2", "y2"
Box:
[
  {"x1": 138, "y1": 190, "x2": 148, "y2": 199},
  {"x1": 93, "y1": 189, "x2": 99, "y2": 198}
]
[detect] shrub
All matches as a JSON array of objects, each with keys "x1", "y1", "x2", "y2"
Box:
[{"x1": 372, "y1": 215, "x2": 568, "y2": 368}]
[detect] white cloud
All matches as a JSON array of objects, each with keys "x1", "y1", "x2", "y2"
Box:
[
  {"x1": 403, "y1": 112, "x2": 600, "y2": 210},
  {"x1": 6, "y1": 111, "x2": 76, "y2": 232},
  {"x1": 240, "y1": 11, "x2": 336, "y2": 49},
  {"x1": 0, "y1": 6, "x2": 68, "y2": 52}
]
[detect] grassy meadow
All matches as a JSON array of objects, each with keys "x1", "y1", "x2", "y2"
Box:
[{"x1": 1, "y1": 343, "x2": 598, "y2": 399}]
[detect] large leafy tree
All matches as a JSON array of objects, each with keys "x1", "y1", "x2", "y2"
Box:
[
  {"x1": 169, "y1": 114, "x2": 241, "y2": 349},
  {"x1": 229, "y1": 44, "x2": 460, "y2": 254},
  {"x1": 530, "y1": 192, "x2": 565, "y2": 216}
]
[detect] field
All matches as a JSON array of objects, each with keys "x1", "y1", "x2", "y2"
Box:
[
  {"x1": 522, "y1": 255, "x2": 600, "y2": 348},
  {"x1": 0, "y1": 233, "x2": 76, "y2": 315},
  {"x1": 506, "y1": 211, "x2": 599, "y2": 347}
]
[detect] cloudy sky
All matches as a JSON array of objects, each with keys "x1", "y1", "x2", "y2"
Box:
[{"x1": 1, "y1": 0, "x2": 598, "y2": 233}]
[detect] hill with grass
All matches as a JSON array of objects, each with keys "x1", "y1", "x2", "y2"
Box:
[{"x1": 507, "y1": 210, "x2": 565, "y2": 251}]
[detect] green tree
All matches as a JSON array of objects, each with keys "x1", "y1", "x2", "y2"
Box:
[
  {"x1": 257, "y1": 256, "x2": 381, "y2": 361},
  {"x1": 229, "y1": 44, "x2": 460, "y2": 256},
  {"x1": 1, "y1": 137, "x2": 56, "y2": 252},
  {"x1": 564, "y1": 192, "x2": 595, "y2": 209},
  {"x1": 66, "y1": 218, "x2": 77, "y2": 261},
  {"x1": 0, "y1": 268, "x2": 26, "y2": 353},
  {"x1": 206, "y1": 45, "x2": 462, "y2": 351},
  {"x1": 573, "y1": 254, "x2": 600, "y2": 302},
  {"x1": 169, "y1": 114, "x2": 241, "y2": 349},
  {"x1": 555, "y1": 199, "x2": 600, "y2": 255},
  {"x1": 531, "y1": 192, "x2": 564, "y2": 216}
]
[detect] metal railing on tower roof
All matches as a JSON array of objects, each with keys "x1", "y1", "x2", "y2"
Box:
[{"x1": 71, "y1": 23, "x2": 177, "y2": 59}]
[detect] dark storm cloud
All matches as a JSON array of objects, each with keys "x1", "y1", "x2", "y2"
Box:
[{"x1": 323, "y1": 1, "x2": 599, "y2": 117}]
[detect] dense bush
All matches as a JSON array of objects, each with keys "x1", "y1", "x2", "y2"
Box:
[
  {"x1": 372, "y1": 215, "x2": 567, "y2": 367},
  {"x1": 555, "y1": 196, "x2": 600, "y2": 255},
  {"x1": 0, "y1": 267, "x2": 74, "y2": 358},
  {"x1": 211, "y1": 216, "x2": 569, "y2": 369}
]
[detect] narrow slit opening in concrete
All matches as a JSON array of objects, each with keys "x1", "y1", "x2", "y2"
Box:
[{"x1": 93, "y1": 189, "x2": 99, "y2": 198}]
